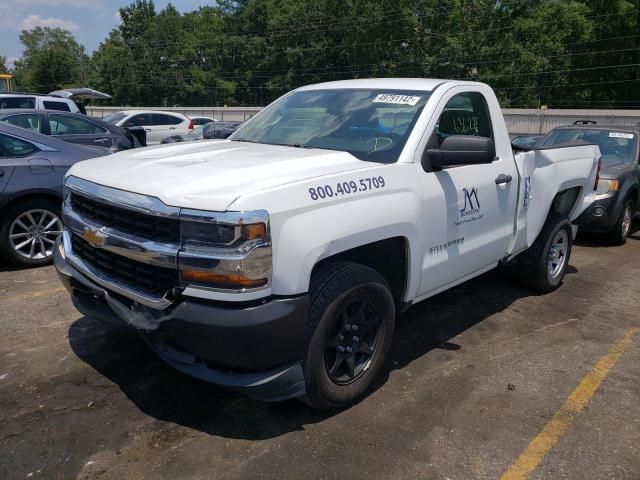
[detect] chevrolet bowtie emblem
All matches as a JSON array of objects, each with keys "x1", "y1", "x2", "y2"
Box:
[{"x1": 83, "y1": 227, "x2": 108, "y2": 248}]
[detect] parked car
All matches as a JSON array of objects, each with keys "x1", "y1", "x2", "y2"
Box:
[
  {"x1": 0, "y1": 123, "x2": 109, "y2": 267},
  {"x1": 0, "y1": 109, "x2": 141, "y2": 152},
  {"x1": 191, "y1": 116, "x2": 217, "y2": 126},
  {"x1": 539, "y1": 122, "x2": 640, "y2": 244},
  {"x1": 0, "y1": 93, "x2": 80, "y2": 113},
  {"x1": 54, "y1": 78, "x2": 599, "y2": 408},
  {"x1": 161, "y1": 121, "x2": 242, "y2": 143},
  {"x1": 103, "y1": 110, "x2": 193, "y2": 145},
  {"x1": 47, "y1": 87, "x2": 112, "y2": 115},
  {"x1": 511, "y1": 134, "x2": 544, "y2": 150}
]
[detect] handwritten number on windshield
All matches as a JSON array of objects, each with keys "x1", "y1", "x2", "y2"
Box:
[{"x1": 367, "y1": 137, "x2": 393, "y2": 155}]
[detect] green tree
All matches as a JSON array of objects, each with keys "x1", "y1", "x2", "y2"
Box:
[
  {"x1": 14, "y1": 27, "x2": 87, "y2": 93},
  {"x1": 0, "y1": 55, "x2": 9, "y2": 72},
  {"x1": 82, "y1": 0, "x2": 640, "y2": 107}
]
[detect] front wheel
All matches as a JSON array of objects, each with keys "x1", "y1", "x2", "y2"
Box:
[
  {"x1": 607, "y1": 199, "x2": 634, "y2": 245},
  {"x1": 517, "y1": 212, "x2": 573, "y2": 293},
  {"x1": 301, "y1": 261, "x2": 395, "y2": 409},
  {"x1": 0, "y1": 199, "x2": 63, "y2": 267}
]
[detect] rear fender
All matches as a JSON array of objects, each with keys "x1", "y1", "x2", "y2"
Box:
[{"x1": 511, "y1": 145, "x2": 599, "y2": 254}]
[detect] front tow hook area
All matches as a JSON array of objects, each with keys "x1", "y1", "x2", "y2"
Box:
[
  {"x1": 104, "y1": 294, "x2": 171, "y2": 330},
  {"x1": 54, "y1": 236, "x2": 171, "y2": 331}
]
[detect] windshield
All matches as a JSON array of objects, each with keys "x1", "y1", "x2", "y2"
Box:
[
  {"x1": 103, "y1": 112, "x2": 127, "y2": 124},
  {"x1": 540, "y1": 128, "x2": 638, "y2": 166},
  {"x1": 231, "y1": 88, "x2": 431, "y2": 162}
]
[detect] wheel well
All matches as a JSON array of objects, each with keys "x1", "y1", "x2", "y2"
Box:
[
  {"x1": 312, "y1": 237, "x2": 408, "y2": 306},
  {"x1": 550, "y1": 187, "x2": 581, "y2": 216},
  {"x1": 0, "y1": 193, "x2": 62, "y2": 218}
]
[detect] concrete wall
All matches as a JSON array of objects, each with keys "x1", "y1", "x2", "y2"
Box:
[
  {"x1": 502, "y1": 108, "x2": 640, "y2": 135},
  {"x1": 87, "y1": 106, "x2": 640, "y2": 134},
  {"x1": 86, "y1": 106, "x2": 262, "y2": 122}
]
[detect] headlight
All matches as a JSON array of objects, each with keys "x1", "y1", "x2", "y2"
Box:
[
  {"x1": 178, "y1": 210, "x2": 272, "y2": 291},
  {"x1": 596, "y1": 179, "x2": 620, "y2": 195}
]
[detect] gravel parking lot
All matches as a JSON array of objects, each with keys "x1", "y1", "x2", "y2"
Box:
[{"x1": 1, "y1": 229, "x2": 639, "y2": 480}]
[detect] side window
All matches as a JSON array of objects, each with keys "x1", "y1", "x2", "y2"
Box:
[
  {"x1": 151, "y1": 113, "x2": 182, "y2": 126},
  {"x1": 123, "y1": 114, "x2": 146, "y2": 127},
  {"x1": 48, "y1": 114, "x2": 107, "y2": 135},
  {"x1": 435, "y1": 92, "x2": 494, "y2": 146},
  {"x1": 1, "y1": 114, "x2": 42, "y2": 133},
  {"x1": 0, "y1": 133, "x2": 38, "y2": 157},
  {"x1": 43, "y1": 101, "x2": 71, "y2": 112},
  {"x1": 0, "y1": 97, "x2": 36, "y2": 109}
]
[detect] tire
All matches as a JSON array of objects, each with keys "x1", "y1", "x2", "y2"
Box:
[
  {"x1": 0, "y1": 198, "x2": 63, "y2": 268},
  {"x1": 517, "y1": 212, "x2": 573, "y2": 293},
  {"x1": 301, "y1": 261, "x2": 395, "y2": 409},
  {"x1": 607, "y1": 199, "x2": 634, "y2": 245}
]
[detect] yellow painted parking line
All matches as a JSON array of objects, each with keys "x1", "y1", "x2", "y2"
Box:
[
  {"x1": 3, "y1": 286, "x2": 66, "y2": 303},
  {"x1": 501, "y1": 327, "x2": 639, "y2": 480}
]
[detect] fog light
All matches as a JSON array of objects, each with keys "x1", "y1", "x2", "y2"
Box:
[{"x1": 592, "y1": 206, "x2": 606, "y2": 217}]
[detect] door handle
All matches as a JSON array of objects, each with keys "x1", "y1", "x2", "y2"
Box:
[
  {"x1": 0, "y1": 170, "x2": 4, "y2": 177},
  {"x1": 169, "y1": 127, "x2": 176, "y2": 130},
  {"x1": 145, "y1": 128, "x2": 152, "y2": 132},
  {"x1": 93, "y1": 138, "x2": 110, "y2": 144},
  {"x1": 495, "y1": 174, "x2": 513, "y2": 185}
]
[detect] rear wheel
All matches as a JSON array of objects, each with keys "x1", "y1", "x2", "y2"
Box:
[
  {"x1": 607, "y1": 199, "x2": 634, "y2": 245},
  {"x1": 517, "y1": 212, "x2": 573, "y2": 293},
  {"x1": 0, "y1": 199, "x2": 62, "y2": 267},
  {"x1": 301, "y1": 261, "x2": 395, "y2": 409}
]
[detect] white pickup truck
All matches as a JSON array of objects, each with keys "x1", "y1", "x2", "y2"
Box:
[{"x1": 54, "y1": 79, "x2": 600, "y2": 409}]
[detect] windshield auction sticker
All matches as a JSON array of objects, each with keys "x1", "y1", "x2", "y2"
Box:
[
  {"x1": 372, "y1": 94, "x2": 421, "y2": 106},
  {"x1": 609, "y1": 132, "x2": 634, "y2": 139}
]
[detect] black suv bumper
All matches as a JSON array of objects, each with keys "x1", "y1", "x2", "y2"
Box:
[
  {"x1": 573, "y1": 195, "x2": 620, "y2": 232},
  {"x1": 54, "y1": 241, "x2": 309, "y2": 401}
]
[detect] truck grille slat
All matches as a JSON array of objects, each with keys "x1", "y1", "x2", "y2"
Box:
[
  {"x1": 70, "y1": 192, "x2": 180, "y2": 243},
  {"x1": 70, "y1": 233, "x2": 177, "y2": 297}
]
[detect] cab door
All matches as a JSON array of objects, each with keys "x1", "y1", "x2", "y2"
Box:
[
  {"x1": 416, "y1": 89, "x2": 519, "y2": 296},
  {"x1": 148, "y1": 113, "x2": 185, "y2": 144},
  {"x1": 123, "y1": 113, "x2": 155, "y2": 143}
]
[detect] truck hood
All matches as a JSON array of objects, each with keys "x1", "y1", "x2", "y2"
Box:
[{"x1": 67, "y1": 140, "x2": 373, "y2": 211}]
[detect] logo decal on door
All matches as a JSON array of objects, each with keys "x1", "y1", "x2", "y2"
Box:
[
  {"x1": 456, "y1": 187, "x2": 484, "y2": 226},
  {"x1": 460, "y1": 187, "x2": 480, "y2": 215}
]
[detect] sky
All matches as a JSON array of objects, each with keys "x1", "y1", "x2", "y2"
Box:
[{"x1": 0, "y1": 0, "x2": 210, "y2": 65}]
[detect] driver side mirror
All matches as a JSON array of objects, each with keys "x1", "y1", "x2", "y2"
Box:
[{"x1": 424, "y1": 135, "x2": 496, "y2": 170}]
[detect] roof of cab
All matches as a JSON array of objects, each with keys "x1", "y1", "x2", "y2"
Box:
[{"x1": 295, "y1": 78, "x2": 485, "y2": 92}]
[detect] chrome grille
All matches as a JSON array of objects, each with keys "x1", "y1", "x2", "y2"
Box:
[
  {"x1": 70, "y1": 191, "x2": 180, "y2": 243},
  {"x1": 70, "y1": 232, "x2": 178, "y2": 297}
]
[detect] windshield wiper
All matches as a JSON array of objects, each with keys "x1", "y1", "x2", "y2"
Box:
[
  {"x1": 232, "y1": 139, "x2": 316, "y2": 149},
  {"x1": 280, "y1": 143, "x2": 315, "y2": 149}
]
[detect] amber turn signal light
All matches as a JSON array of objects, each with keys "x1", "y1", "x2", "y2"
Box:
[
  {"x1": 608, "y1": 179, "x2": 620, "y2": 191},
  {"x1": 181, "y1": 269, "x2": 267, "y2": 288},
  {"x1": 242, "y1": 223, "x2": 267, "y2": 241}
]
